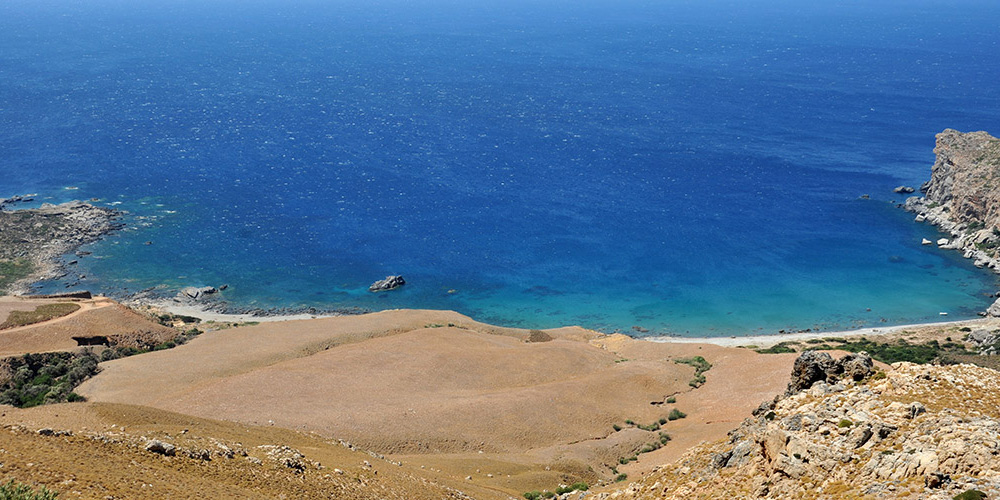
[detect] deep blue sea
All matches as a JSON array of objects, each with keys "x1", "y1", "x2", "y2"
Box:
[{"x1": 2, "y1": 0, "x2": 999, "y2": 335}]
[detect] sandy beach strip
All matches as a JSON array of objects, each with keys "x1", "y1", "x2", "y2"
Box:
[
  {"x1": 152, "y1": 297, "x2": 996, "y2": 347},
  {"x1": 645, "y1": 318, "x2": 992, "y2": 347},
  {"x1": 150, "y1": 301, "x2": 346, "y2": 323}
]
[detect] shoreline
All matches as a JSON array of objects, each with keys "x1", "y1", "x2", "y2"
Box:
[
  {"x1": 146, "y1": 300, "x2": 345, "y2": 323},
  {"x1": 0, "y1": 197, "x2": 123, "y2": 295},
  {"x1": 145, "y1": 295, "x2": 993, "y2": 347},
  {"x1": 643, "y1": 317, "x2": 990, "y2": 347}
]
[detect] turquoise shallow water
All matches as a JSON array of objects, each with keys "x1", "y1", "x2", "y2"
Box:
[{"x1": 2, "y1": 0, "x2": 999, "y2": 335}]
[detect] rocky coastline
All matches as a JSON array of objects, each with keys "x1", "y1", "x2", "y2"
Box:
[
  {"x1": 121, "y1": 285, "x2": 370, "y2": 320},
  {"x1": 901, "y1": 129, "x2": 1000, "y2": 316},
  {"x1": 0, "y1": 197, "x2": 123, "y2": 295}
]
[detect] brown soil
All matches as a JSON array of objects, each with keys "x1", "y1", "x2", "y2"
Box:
[
  {"x1": 0, "y1": 298, "x2": 175, "y2": 357},
  {"x1": 0, "y1": 402, "x2": 502, "y2": 499},
  {"x1": 78, "y1": 309, "x2": 797, "y2": 495}
]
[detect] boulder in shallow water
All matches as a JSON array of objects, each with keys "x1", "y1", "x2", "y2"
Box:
[
  {"x1": 894, "y1": 186, "x2": 916, "y2": 194},
  {"x1": 179, "y1": 286, "x2": 218, "y2": 300},
  {"x1": 369, "y1": 275, "x2": 406, "y2": 292}
]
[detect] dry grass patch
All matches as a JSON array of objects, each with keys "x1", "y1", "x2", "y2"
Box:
[{"x1": 0, "y1": 303, "x2": 80, "y2": 330}]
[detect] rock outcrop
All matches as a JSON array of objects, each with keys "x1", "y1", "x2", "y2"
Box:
[
  {"x1": 176, "y1": 286, "x2": 219, "y2": 301},
  {"x1": 369, "y1": 275, "x2": 405, "y2": 292},
  {"x1": 785, "y1": 351, "x2": 874, "y2": 395},
  {"x1": 0, "y1": 200, "x2": 123, "y2": 294},
  {"x1": 603, "y1": 356, "x2": 1000, "y2": 499},
  {"x1": 920, "y1": 130, "x2": 1000, "y2": 223},
  {"x1": 903, "y1": 130, "x2": 1000, "y2": 313}
]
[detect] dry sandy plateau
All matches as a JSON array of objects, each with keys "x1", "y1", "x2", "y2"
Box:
[
  {"x1": 3, "y1": 297, "x2": 998, "y2": 499},
  {"x1": 0, "y1": 300, "x2": 803, "y2": 498}
]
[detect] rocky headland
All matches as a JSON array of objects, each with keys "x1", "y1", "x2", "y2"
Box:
[
  {"x1": 0, "y1": 198, "x2": 123, "y2": 295},
  {"x1": 902, "y1": 129, "x2": 1000, "y2": 314}
]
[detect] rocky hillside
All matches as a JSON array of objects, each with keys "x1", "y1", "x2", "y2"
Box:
[
  {"x1": 903, "y1": 129, "x2": 1000, "y2": 314},
  {"x1": 604, "y1": 353, "x2": 1000, "y2": 500}
]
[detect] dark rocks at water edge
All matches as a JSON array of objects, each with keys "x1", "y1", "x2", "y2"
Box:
[
  {"x1": 893, "y1": 185, "x2": 915, "y2": 194},
  {"x1": 0, "y1": 198, "x2": 124, "y2": 294},
  {"x1": 0, "y1": 194, "x2": 35, "y2": 209},
  {"x1": 369, "y1": 275, "x2": 405, "y2": 292},
  {"x1": 178, "y1": 286, "x2": 219, "y2": 301}
]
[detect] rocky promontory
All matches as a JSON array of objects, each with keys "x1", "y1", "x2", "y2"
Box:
[
  {"x1": 0, "y1": 199, "x2": 123, "y2": 294},
  {"x1": 903, "y1": 129, "x2": 1000, "y2": 312}
]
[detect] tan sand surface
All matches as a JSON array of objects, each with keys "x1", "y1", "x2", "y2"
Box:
[
  {"x1": 78, "y1": 309, "x2": 797, "y2": 494},
  {"x1": 647, "y1": 318, "x2": 993, "y2": 348},
  {"x1": 0, "y1": 297, "x2": 164, "y2": 357}
]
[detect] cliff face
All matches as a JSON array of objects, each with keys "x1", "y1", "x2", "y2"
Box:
[
  {"x1": 904, "y1": 130, "x2": 1000, "y2": 309},
  {"x1": 922, "y1": 129, "x2": 1000, "y2": 228},
  {"x1": 603, "y1": 359, "x2": 1000, "y2": 500}
]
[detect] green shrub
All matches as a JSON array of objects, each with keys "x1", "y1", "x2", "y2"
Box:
[
  {"x1": 612, "y1": 424, "x2": 622, "y2": 432},
  {"x1": 756, "y1": 342, "x2": 797, "y2": 354},
  {"x1": 675, "y1": 356, "x2": 713, "y2": 387},
  {"x1": 833, "y1": 338, "x2": 975, "y2": 364},
  {"x1": 523, "y1": 492, "x2": 541, "y2": 500},
  {"x1": 0, "y1": 480, "x2": 58, "y2": 500},
  {"x1": 665, "y1": 396, "x2": 676, "y2": 404},
  {"x1": 0, "y1": 351, "x2": 99, "y2": 407},
  {"x1": 658, "y1": 417, "x2": 667, "y2": 425},
  {"x1": 954, "y1": 490, "x2": 987, "y2": 500},
  {"x1": 571, "y1": 483, "x2": 588, "y2": 492},
  {"x1": 541, "y1": 492, "x2": 555, "y2": 499},
  {"x1": 0, "y1": 259, "x2": 34, "y2": 294},
  {"x1": 638, "y1": 422, "x2": 660, "y2": 431},
  {"x1": 839, "y1": 419, "x2": 853, "y2": 428},
  {"x1": 658, "y1": 432, "x2": 671, "y2": 444},
  {"x1": 614, "y1": 473, "x2": 628, "y2": 482},
  {"x1": 668, "y1": 409, "x2": 686, "y2": 421}
]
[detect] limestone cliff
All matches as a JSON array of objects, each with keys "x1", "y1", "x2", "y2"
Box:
[
  {"x1": 904, "y1": 130, "x2": 1000, "y2": 314},
  {"x1": 921, "y1": 129, "x2": 1000, "y2": 228},
  {"x1": 602, "y1": 357, "x2": 1000, "y2": 500}
]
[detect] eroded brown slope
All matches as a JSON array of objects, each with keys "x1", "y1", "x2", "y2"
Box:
[{"x1": 0, "y1": 402, "x2": 497, "y2": 500}]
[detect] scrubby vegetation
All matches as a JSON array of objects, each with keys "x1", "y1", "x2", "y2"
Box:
[
  {"x1": 668, "y1": 409, "x2": 686, "y2": 421},
  {"x1": 0, "y1": 479, "x2": 58, "y2": 500},
  {"x1": 154, "y1": 312, "x2": 201, "y2": 325},
  {"x1": 0, "y1": 258, "x2": 33, "y2": 293},
  {"x1": 1, "y1": 303, "x2": 80, "y2": 329},
  {"x1": 756, "y1": 342, "x2": 797, "y2": 354},
  {"x1": 0, "y1": 351, "x2": 99, "y2": 407},
  {"x1": 524, "y1": 485, "x2": 587, "y2": 500},
  {"x1": 756, "y1": 336, "x2": 978, "y2": 365},
  {"x1": 954, "y1": 489, "x2": 987, "y2": 500},
  {"x1": 810, "y1": 338, "x2": 976, "y2": 365},
  {"x1": 674, "y1": 355, "x2": 712, "y2": 387},
  {"x1": 99, "y1": 328, "x2": 202, "y2": 362}
]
